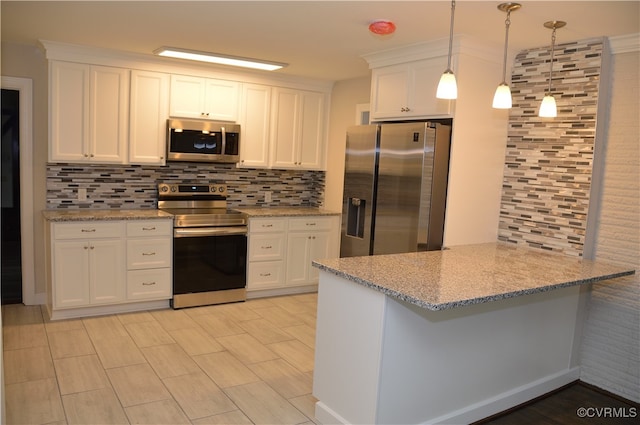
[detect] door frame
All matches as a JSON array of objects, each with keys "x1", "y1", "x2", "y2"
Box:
[{"x1": 1, "y1": 76, "x2": 35, "y2": 305}]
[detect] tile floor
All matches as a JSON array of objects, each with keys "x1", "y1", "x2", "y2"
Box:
[{"x1": 2, "y1": 293, "x2": 320, "y2": 424}]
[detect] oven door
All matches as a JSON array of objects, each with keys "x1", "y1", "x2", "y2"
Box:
[{"x1": 172, "y1": 226, "x2": 247, "y2": 308}]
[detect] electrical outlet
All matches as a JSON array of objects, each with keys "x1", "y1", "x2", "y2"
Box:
[
  {"x1": 264, "y1": 191, "x2": 272, "y2": 203},
  {"x1": 77, "y1": 188, "x2": 87, "y2": 200}
]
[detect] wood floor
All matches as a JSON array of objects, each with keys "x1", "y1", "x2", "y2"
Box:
[
  {"x1": 3, "y1": 293, "x2": 638, "y2": 424},
  {"x1": 476, "y1": 382, "x2": 639, "y2": 425}
]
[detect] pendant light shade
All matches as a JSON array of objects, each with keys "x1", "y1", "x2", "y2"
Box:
[
  {"x1": 493, "y1": 3, "x2": 521, "y2": 109},
  {"x1": 437, "y1": 0, "x2": 457, "y2": 100},
  {"x1": 538, "y1": 95, "x2": 558, "y2": 117},
  {"x1": 538, "y1": 21, "x2": 566, "y2": 118},
  {"x1": 493, "y1": 83, "x2": 513, "y2": 109}
]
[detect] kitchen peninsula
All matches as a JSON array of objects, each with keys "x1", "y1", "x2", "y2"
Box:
[{"x1": 311, "y1": 242, "x2": 635, "y2": 425}]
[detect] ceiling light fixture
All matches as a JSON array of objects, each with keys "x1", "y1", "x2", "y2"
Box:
[
  {"x1": 493, "y1": 3, "x2": 521, "y2": 109},
  {"x1": 538, "y1": 21, "x2": 566, "y2": 118},
  {"x1": 153, "y1": 47, "x2": 287, "y2": 71},
  {"x1": 368, "y1": 20, "x2": 396, "y2": 35},
  {"x1": 436, "y1": 0, "x2": 458, "y2": 100}
]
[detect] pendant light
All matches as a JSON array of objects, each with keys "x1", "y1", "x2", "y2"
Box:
[
  {"x1": 436, "y1": 0, "x2": 457, "y2": 99},
  {"x1": 538, "y1": 21, "x2": 566, "y2": 118},
  {"x1": 492, "y1": 3, "x2": 521, "y2": 109}
]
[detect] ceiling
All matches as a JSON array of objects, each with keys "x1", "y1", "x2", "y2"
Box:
[{"x1": 2, "y1": 1, "x2": 638, "y2": 82}]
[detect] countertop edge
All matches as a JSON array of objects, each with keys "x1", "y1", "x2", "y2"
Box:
[
  {"x1": 42, "y1": 210, "x2": 175, "y2": 221},
  {"x1": 312, "y1": 259, "x2": 636, "y2": 312}
]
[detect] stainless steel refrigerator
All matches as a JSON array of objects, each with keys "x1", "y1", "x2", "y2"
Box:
[{"x1": 340, "y1": 121, "x2": 451, "y2": 257}]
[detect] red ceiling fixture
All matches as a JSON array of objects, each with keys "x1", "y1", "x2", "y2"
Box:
[{"x1": 368, "y1": 20, "x2": 396, "y2": 35}]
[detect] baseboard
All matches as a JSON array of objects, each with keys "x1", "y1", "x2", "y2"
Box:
[
  {"x1": 314, "y1": 401, "x2": 351, "y2": 425},
  {"x1": 246, "y1": 284, "x2": 317, "y2": 299},
  {"x1": 47, "y1": 300, "x2": 170, "y2": 320},
  {"x1": 425, "y1": 367, "x2": 581, "y2": 425}
]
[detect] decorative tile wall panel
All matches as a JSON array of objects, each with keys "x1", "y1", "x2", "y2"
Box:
[
  {"x1": 498, "y1": 38, "x2": 604, "y2": 257},
  {"x1": 47, "y1": 163, "x2": 325, "y2": 209}
]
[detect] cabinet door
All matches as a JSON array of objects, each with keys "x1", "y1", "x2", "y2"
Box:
[
  {"x1": 239, "y1": 84, "x2": 271, "y2": 168},
  {"x1": 370, "y1": 64, "x2": 410, "y2": 120},
  {"x1": 308, "y1": 231, "x2": 331, "y2": 282},
  {"x1": 298, "y1": 91, "x2": 325, "y2": 169},
  {"x1": 90, "y1": 239, "x2": 125, "y2": 304},
  {"x1": 50, "y1": 61, "x2": 90, "y2": 162},
  {"x1": 89, "y1": 65, "x2": 129, "y2": 163},
  {"x1": 53, "y1": 240, "x2": 91, "y2": 308},
  {"x1": 408, "y1": 59, "x2": 452, "y2": 117},
  {"x1": 203, "y1": 79, "x2": 240, "y2": 121},
  {"x1": 169, "y1": 75, "x2": 206, "y2": 118},
  {"x1": 286, "y1": 232, "x2": 311, "y2": 285},
  {"x1": 129, "y1": 70, "x2": 169, "y2": 165},
  {"x1": 270, "y1": 88, "x2": 299, "y2": 168}
]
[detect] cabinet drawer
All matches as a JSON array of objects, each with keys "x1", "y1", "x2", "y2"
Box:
[
  {"x1": 249, "y1": 218, "x2": 287, "y2": 233},
  {"x1": 126, "y1": 220, "x2": 173, "y2": 237},
  {"x1": 249, "y1": 234, "x2": 285, "y2": 261},
  {"x1": 288, "y1": 216, "x2": 334, "y2": 232},
  {"x1": 127, "y1": 268, "x2": 172, "y2": 300},
  {"x1": 247, "y1": 261, "x2": 285, "y2": 290},
  {"x1": 127, "y1": 239, "x2": 172, "y2": 269},
  {"x1": 53, "y1": 221, "x2": 124, "y2": 240}
]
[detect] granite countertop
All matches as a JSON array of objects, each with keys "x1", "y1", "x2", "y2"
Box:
[
  {"x1": 235, "y1": 207, "x2": 341, "y2": 217},
  {"x1": 43, "y1": 209, "x2": 174, "y2": 222},
  {"x1": 312, "y1": 242, "x2": 636, "y2": 311}
]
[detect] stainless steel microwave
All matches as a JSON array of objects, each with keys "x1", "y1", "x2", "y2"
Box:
[{"x1": 167, "y1": 119, "x2": 240, "y2": 163}]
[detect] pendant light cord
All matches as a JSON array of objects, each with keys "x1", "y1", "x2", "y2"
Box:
[
  {"x1": 501, "y1": 11, "x2": 512, "y2": 84},
  {"x1": 446, "y1": 0, "x2": 456, "y2": 71},
  {"x1": 547, "y1": 28, "x2": 557, "y2": 95}
]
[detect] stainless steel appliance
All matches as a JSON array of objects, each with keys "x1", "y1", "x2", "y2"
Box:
[
  {"x1": 167, "y1": 119, "x2": 240, "y2": 163},
  {"x1": 341, "y1": 121, "x2": 451, "y2": 257},
  {"x1": 157, "y1": 182, "x2": 247, "y2": 308}
]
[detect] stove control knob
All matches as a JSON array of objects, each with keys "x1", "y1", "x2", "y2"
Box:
[
  {"x1": 170, "y1": 186, "x2": 177, "y2": 192},
  {"x1": 219, "y1": 187, "x2": 225, "y2": 193},
  {"x1": 210, "y1": 186, "x2": 216, "y2": 193},
  {"x1": 160, "y1": 186, "x2": 168, "y2": 193}
]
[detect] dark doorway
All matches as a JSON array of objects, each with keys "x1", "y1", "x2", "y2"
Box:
[{"x1": 2, "y1": 88, "x2": 23, "y2": 304}]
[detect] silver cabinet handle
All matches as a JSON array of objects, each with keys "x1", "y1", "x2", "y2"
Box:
[
  {"x1": 142, "y1": 282, "x2": 156, "y2": 286},
  {"x1": 142, "y1": 252, "x2": 156, "y2": 256},
  {"x1": 261, "y1": 245, "x2": 272, "y2": 249},
  {"x1": 259, "y1": 273, "x2": 271, "y2": 277},
  {"x1": 142, "y1": 227, "x2": 156, "y2": 231},
  {"x1": 81, "y1": 228, "x2": 96, "y2": 233},
  {"x1": 306, "y1": 223, "x2": 317, "y2": 226}
]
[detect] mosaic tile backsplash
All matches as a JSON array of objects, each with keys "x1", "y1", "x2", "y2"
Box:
[
  {"x1": 498, "y1": 38, "x2": 605, "y2": 257},
  {"x1": 47, "y1": 163, "x2": 325, "y2": 209}
]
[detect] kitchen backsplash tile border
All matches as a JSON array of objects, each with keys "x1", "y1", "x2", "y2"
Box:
[
  {"x1": 46, "y1": 163, "x2": 325, "y2": 209},
  {"x1": 498, "y1": 38, "x2": 604, "y2": 257}
]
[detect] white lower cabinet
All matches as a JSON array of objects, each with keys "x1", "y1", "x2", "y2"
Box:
[
  {"x1": 125, "y1": 220, "x2": 173, "y2": 301},
  {"x1": 46, "y1": 218, "x2": 173, "y2": 319},
  {"x1": 247, "y1": 215, "x2": 339, "y2": 296},
  {"x1": 50, "y1": 222, "x2": 126, "y2": 308}
]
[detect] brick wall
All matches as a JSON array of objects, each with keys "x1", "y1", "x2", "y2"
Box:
[{"x1": 579, "y1": 42, "x2": 639, "y2": 402}]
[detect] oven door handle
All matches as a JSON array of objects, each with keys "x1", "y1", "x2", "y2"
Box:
[{"x1": 174, "y1": 227, "x2": 247, "y2": 238}]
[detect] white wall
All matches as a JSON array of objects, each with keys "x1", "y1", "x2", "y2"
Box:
[
  {"x1": 579, "y1": 41, "x2": 640, "y2": 402},
  {"x1": 325, "y1": 76, "x2": 371, "y2": 212}
]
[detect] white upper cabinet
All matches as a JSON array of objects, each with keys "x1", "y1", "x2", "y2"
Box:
[
  {"x1": 270, "y1": 88, "x2": 326, "y2": 170},
  {"x1": 169, "y1": 74, "x2": 240, "y2": 122},
  {"x1": 129, "y1": 70, "x2": 170, "y2": 165},
  {"x1": 370, "y1": 59, "x2": 451, "y2": 120},
  {"x1": 238, "y1": 83, "x2": 272, "y2": 168},
  {"x1": 50, "y1": 61, "x2": 129, "y2": 163}
]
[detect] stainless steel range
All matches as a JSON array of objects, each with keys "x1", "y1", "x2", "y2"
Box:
[{"x1": 157, "y1": 182, "x2": 247, "y2": 309}]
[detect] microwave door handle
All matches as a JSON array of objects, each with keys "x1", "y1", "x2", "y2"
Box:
[{"x1": 221, "y1": 126, "x2": 227, "y2": 156}]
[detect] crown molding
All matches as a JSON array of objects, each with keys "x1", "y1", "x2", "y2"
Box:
[{"x1": 608, "y1": 33, "x2": 640, "y2": 54}]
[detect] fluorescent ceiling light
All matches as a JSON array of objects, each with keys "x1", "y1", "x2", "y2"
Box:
[{"x1": 154, "y1": 47, "x2": 287, "y2": 71}]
